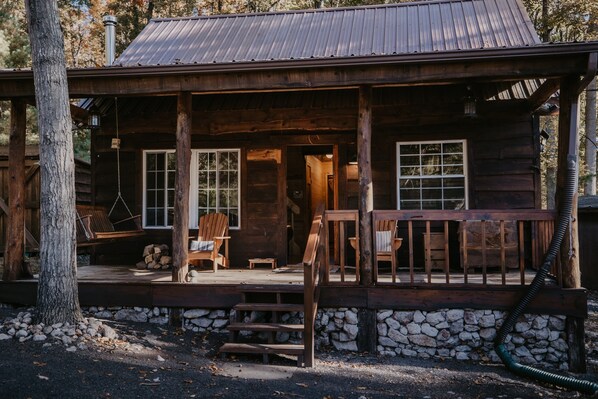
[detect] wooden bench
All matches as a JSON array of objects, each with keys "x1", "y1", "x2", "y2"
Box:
[
  {"x1": 248, "y1": 258, "x2": 277, "y2": 269},
  {"x1": 76, "y1": 204, "x2": 144, "y2": 246}
]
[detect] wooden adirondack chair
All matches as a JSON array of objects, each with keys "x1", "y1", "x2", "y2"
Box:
[
  {"x1": 350, "y1": 219, "x2": 403, "y2": 279},
  {"x1": 188, "y1": 213, "x2": 230, "y2": 272}
]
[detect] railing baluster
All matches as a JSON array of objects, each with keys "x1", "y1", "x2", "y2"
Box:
[
  {"x1": 518, "y1": 220, "x2": 525, "y2": 285},
  {"x1": 481, "y1": 220, "x2": 487, "y2": 285},
  {"x1": 408, "y1": 221, "x2": 414, "y2": 284},
  {"x1": 340, "y1": 221, "x2": 345, "y2": 283},
  {"x1": 425, "y1": 221, "x2": 431, "y2": 284},
  {"x1": 463, "y1": 221, "x2": 468, "y2": 284},
  {"x1": 444, "y1": 220, "x2": 450, "y2": 284},
  {"x1": 500, "y1": 220, "x2": 506, "y2": 285}
]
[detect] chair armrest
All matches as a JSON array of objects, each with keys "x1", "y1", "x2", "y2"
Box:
[
  {"x1": 214, "y1": 236, "x2": 231, "y2": 240},
  {"x1": 392, "y1": 237, "x2": 403, "y2": 250},
  {"x1": 348, "y1": 237, "x2": 357, "y2": 250}
]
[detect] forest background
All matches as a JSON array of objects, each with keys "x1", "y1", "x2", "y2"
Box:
[{"x1": 0, "y1": 0, "x2": 597, "y2": 201}]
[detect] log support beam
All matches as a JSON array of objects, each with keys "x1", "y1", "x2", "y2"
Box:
[
  {"x1": 3, "y1": 99, "x2": 30, "y2": 281},
  {"x1": 556, "y1": 76, "x2": 588, "y2": 373},
  {"x1": 172, "y1": 92, "x2": 192, "y2": 282},
  {"x1": 357, "y1": 86, "x2": 373, "y2": 286}
]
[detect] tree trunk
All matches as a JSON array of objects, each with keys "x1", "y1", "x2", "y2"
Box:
[
  {"x1": 172, "y1": 92, "x2": 192, "y2": 282},
  {"x1": 26, "y1": 0, "x2": 82, "y2": 324},
  {"x1": 3, "y1": 99, "x2": 31, "y2": 281},
  {"x1": 357, "y1": 86, "x2": 373, "y2": 286},
  {"x1": 585, "y1": 78, "x2": 596, "y2": 195}
]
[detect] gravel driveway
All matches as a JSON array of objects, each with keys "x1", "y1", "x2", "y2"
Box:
[{"x1": 1, "y1": 304, "x2": 597, "y2": 399}]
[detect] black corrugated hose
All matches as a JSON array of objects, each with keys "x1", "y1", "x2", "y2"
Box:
[{"x1": 494, "y1": 155, "x2": 598, "y2": 395}]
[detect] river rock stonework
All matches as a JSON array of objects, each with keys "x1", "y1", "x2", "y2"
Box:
[
  {"x1": 314, "y1": 308, "x2": 359, "y2": 352},
  {"x1": 376, "y1": 309, "x2": 569, "y2": 370}
]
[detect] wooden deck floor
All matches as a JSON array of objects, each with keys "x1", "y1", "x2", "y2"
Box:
[{"x1": 68, "y1": 265, "x2": 535, "y2": 286}]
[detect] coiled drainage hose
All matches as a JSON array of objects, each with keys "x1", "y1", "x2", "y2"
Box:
[{"x1": 494, "y1": 156, "x2": 598, "y2": 395}]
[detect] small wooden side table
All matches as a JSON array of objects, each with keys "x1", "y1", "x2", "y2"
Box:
[{"x1": 248, "y1": 258, "x2": 277, "y2": 269}]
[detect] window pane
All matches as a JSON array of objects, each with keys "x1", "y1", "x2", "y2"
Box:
[
  {"x1": 229, "y1": 171, "x2": 238, "y2": 189},
  {"x1": 421, "y1": 143, "x2": 441, "y2": 154},
  {"x1": 400, "y1": 201, "x2": 421, "y2": 210},
  {"x1": 208, "y1": 152, "x2": 216, "y2": 170},
  {"x1": 401, "y1": 166, "x2": 420, "y2": 176},
  {"x1": 421, "y1": 189, "x2": 442, "y2": 200},
  {"x1": 208, "y1": 189, "x2": 216, "y2": 207},
  {"x1": 219, "y1": 152, "x2": 229, "y2": 170},
  {"x1": 146, "y1": 154, "x2": 157, "y2": 171},
  {"x1": 167, "y1": 153, "x2": 176, "y2": 170},
  {"x1": 156, "y1": 153, "x2": 165, "y2": 170},
  {"x1": 147, "y1": 190, "x2": 156, "y2": 207},
  {"x1": 198, "y1": 172, "x2": 208, "y2": 189},
  {"x1": 443, "y1": 142, "x2": 463, "y2": 153},
  {"x1": 400, "y1": 155, "x2": 420, "y2": 166},
  {"x1": 399, "y1": 179, "x2": 420, "y2": 189},
  {"x1": 198, "y1": 190, "x2": 207, "y2": 207},
  {"x1": 167, "y1": 171, "x2": 176, "y2": 188},
  {"x1": 156, "y1": 171, "x2": 165, "y2": 189},
  {"x1": 445, "y1": 200, "x2": 465, "y2": 210},
  {"x1": 230, "y1": 190, "x2": 238, "y2": 207},
  {"x1": 146, "y1": 209, "x2": 156, "y2": 226},
  {"x1": 443, "y1": 153, "x2": 463, "y2": 165},
  {"x1": 167, "y1": 209, "x2": 174, "y2": 226},
  {"x1": 229, "y1": 151, "x2": 238, "y2": 169},
  {"x1": 444, "y1": 188, "x2": 465, "y2": 199},
  {"x1": 219, "y1": 171, "x2": 229, "y2": 189},
  {"x1": 146, "y1": 171, "x2": 156, "y2": 189},
  {"x1": 443, "y1": 165, "x2": 464, "y2": 175},
  {"x1": 422, "y1": 200, "x2": 442, "y2": 209},
  {"x1": 198, "y1": 153, "x2": 208, "y2": 170},
  {"x1": 167, "y1": 189, "x2": 175, "y2": 207},
  {"x1": 157, "y1": 191, "x2": 165, "y2": 207},
  {"x1": 443, "y1": 177, "x2": 464, "y2": 188},
  {"x1": 421, "y1": 178, "x2": 442, "y2": 188},
  {"x1": 208, "y1": 171, "x2": 216, "y2": 187},
  {"x1": 219, "y1": 190, "x2": 229, "y2": 207},
  {"x1": 400, "y1": 188, "x2": 421, "y2": 200},
  {"x1": 156, "y1": 210, "x2": 164, "y2": 226},
  {"x1": 399, "y1": 144, "x2": 420, "y2": 155}
]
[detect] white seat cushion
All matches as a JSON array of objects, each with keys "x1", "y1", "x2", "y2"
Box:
[
  {"x1": 376, "y1": 231, "x2": 392, "y2": 253},
  {"x1": 190, "y1": 240, "x2": 214, "y2": 251}
]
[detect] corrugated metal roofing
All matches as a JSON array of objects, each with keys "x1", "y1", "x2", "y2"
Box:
[{"x1": 115, "y1": 0, "x2": 540, "y2": 67}]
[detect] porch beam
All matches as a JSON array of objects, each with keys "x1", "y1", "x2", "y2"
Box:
[
  {"x1": 556, "y1": 76, "x2": 584, "y2": 373},
  {"x1": 2, "y1": 99, "x2": 30, "y2": 281},
  {"x1": 526, "y1": 78, "x2": 560, "y2": 112},
  {"x1": 357, "y1": 86, "x2": 373, "y2": 286},
  {"x1": 0, "y1": 52, "x2": 594, "y2": 98},
  {"x1": 171, "y1": 92, "x2": 192, "y2": 282}
]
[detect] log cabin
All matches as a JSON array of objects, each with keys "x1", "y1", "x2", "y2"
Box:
[{"x1": 0, "y1": 0, "x2": 597, "y2": 370}]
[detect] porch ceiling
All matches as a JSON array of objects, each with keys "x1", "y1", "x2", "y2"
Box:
[{"x1": 0, "y1": 43, "x2": 597, "y2": 99}]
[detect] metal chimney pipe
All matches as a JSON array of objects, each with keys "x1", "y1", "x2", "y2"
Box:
[{"x1": 103, "y1": 15, "x2": 117, "y2": 66}]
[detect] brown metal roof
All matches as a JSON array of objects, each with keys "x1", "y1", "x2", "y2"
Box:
[{"x1": 116, "y1": 0, "x2": 540, "y2": 67}]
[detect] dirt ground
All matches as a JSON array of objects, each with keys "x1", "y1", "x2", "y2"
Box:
[{"x1": 0, "y1": 299, "x2": 597, "y2": 399}]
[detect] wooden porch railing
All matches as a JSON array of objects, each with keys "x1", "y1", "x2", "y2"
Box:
[
  {"x1": 314, "y1": 209, "x2": 559, "y2": 287},
  {"x1": 302, "y1": 204, "x2": 325, "y2": 367}
]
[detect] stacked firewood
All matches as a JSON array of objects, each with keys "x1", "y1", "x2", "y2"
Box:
[{"x1": 136, "y1": 244, "x2": 172, "y2": 270}]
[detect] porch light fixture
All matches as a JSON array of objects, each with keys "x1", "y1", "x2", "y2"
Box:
[
  {"x1": 87, "y1": 107, "x2": 101, "y2": 129},
  {"x1": 463, "y1": 86, "x2": 477, "y2": 118}
]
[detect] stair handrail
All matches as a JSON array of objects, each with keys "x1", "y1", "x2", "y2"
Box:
[{"x1": 302, "y1": 203, "x2": 326, "y2": 367}]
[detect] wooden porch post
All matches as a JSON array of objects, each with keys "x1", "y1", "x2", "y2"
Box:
[
  {"x1": 556, "y1": 76, "x2": 584, "y2": 372},
  {"x1": 3, "y1": 99, "x2": 30, "y2": 281},
  {"x1": 172, "y1": 92, "x2": 192, "y2": 283},
  {"x1": 357, "y1": 86, "x2": 374, "y2": 286}
]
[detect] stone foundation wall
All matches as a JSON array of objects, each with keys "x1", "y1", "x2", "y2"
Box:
[
  {"x1": 375, "y1": 309, "x2": 569, "y2": 370},
  {"x1": 75, "y1": 305, "x2": 569, "y2": 369}
]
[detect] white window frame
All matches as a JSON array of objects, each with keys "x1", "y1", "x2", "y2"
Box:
[
  {"x1": 142, "y1": 149, "x2": 241, "y2": 229},
  {"x1": 396, "y1": 140, "x2": 469, "y2": 210}
]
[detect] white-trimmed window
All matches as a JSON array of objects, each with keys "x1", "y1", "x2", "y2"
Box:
[
  {"x1": 396, "y1": 140, "x2": 468, "y2": 210},
  {"x1": 143, "y1": 149, "x2": 240, "y2": 229}
]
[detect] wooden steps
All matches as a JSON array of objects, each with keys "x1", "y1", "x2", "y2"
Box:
[
  {"x1": 233, "y1": 303, "x2": 303, "y2": 312},
  {"x1": 228, "y1": 322, "x2": 304, "y2": 332},
  {"x1": 220, "y1": 343, "x2": 304, "y2": 355},
  {"x1": 219, "y1": 284, "x2": 306, "y2": 366}
]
